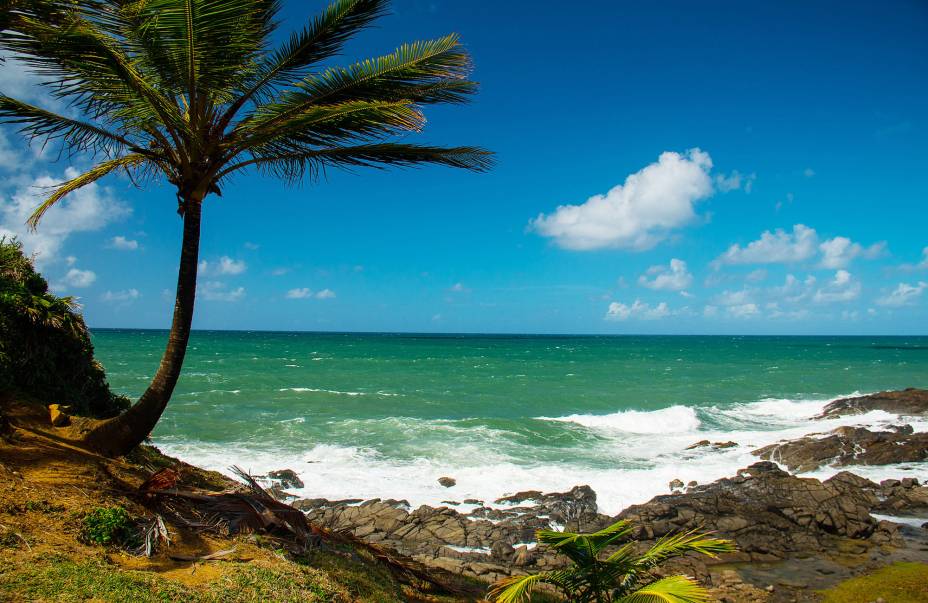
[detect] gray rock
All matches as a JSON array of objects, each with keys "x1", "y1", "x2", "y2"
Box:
[
  {"x1": 815, "y1": 388, "x2": 928, "y2": 419},
  {"x1": 438, "y1": 476, "x2": 457, "y2": 488},
  {"x1": 267, "y1": 469, "x2": 304, "y2": 489}
]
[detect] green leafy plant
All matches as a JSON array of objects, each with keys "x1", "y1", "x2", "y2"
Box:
[
  {"x1": 79, "y1": 506, "x2": 140, "y2": 548},
  {"x1": 487, "y1": 520, "x2": 735, "y2": 603},
  {"x1": 0, "y1": 238, "x2": 129, "y2": 418},
  {"x1": 0, "y1": 0, "x2": 491, "y2": 457}
]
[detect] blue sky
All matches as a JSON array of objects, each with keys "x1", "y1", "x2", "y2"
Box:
[{"x1": 1, "y1": 0, "x2": 927, "y2": 334}]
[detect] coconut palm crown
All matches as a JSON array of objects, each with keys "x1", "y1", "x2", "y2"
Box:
[
  {"x1": 0, "y1": 0, "x2": 492, "y2": 455},
  {"x1": 487, "y1": 520, "x2": 735, "y2": 603}
]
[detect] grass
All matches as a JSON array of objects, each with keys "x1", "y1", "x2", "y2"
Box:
[
  {"x1": 0, "y1": 553, "x2": 403, "y2": 603},
  {"x1": 818, "y1": 562, "x2": 928, "y2": 603}
]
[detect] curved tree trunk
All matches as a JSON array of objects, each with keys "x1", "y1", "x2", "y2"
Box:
[{"x1": 82, "y1": 197, "x2": 203, "y2": 456}]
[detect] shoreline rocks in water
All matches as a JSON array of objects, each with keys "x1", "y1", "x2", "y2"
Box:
[
  {"x1": 815, "y1": 387, "x2": 928, "y2": 419},
  {"x1": 753, "y1": 425, "x2": 928, "y2": 472},
  {"x1": 287, "y1": 389, "x2": 928, "y2": 595}
]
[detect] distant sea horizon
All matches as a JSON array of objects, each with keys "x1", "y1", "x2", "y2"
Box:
[{"x1": 91, "y1": 329, "x2": 928, "y2": 515}]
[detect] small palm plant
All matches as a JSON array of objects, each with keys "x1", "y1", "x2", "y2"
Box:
[{"x1": 487, "y1": 520, "x2": 734, "y2": 603}]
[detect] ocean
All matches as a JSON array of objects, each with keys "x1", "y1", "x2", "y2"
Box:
[{"x1": 92, "y1": 330, "x2": 928, "y2": 514}]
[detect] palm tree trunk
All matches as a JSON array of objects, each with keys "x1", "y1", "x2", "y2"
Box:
[{"x1": 82, "y1": 197, "x2": 202, "y2": 456}]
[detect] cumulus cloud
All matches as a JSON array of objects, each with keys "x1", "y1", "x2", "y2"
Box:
[
  {"x1": 102, "y1": 288, "x2": 140, "y2": 302},
  {"x1": 899, "y1": 247, "x2": 928, "y2": 271},
  {"x1": 638, "y1": 258, "x2": 692, "y2": 291},
  {"x1": 605, "y1": 299, "x2": 671, "y2": 321},
  {"x1": 64, "y1": 268, "x2": 96, "y2": 288},
  {"x1": 876, "y1": 282, "x2": 927, "y2": 307},
  {"x1": 812, "y1": 270, "x2": 861, "y2": 303},
  {"x1": 714, "y1": 225, "x2": 884, "y2": 270},
  {"x1": 286, "y1": 287, "x2": 335, "y2": 300},
  {"x1": 199, "y1": 256, "x2": 246, "y2": 276},
  {"x1": 0, "y1": 168, "x2": 131, "y2": 265},
  {"x1": 198, "y1": 281, "x2": 245, "y2": 302},
  {"x1": 715, "y1": 170, "x2": 755, "y2": 193},
  {"x1": 727, "y1": 303, "x2": 760, "y2": 318},
  {"x1": 713, "y1": 224, "x2": 818, "y2": 266},
  {"x1": 819, "y1": 237, "x2": 885, "y2": 269},
  {"x1": 531, "y1": 149, "x2": 717, "y2": 251},
  {"x1": 108, "y1": 235, "x2": 139, "y2": 250}
]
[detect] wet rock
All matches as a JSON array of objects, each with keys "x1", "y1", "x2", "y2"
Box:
[
  {"x1": 669, "y1": 479, "x2": 685, "y2": 491},
  {"x1": 815, "y1": 388, "x2": 928, "y2": 419},
  {"x1": 754, "y1": 426, "x2": 928, "y2": 472},
  {"x1": 618, "y1": 462, "x2": 893, "y2": 565},
  {"x1": 267, "y1": 469, "x2": 304, "y2": 489},
  {"x1": 438, "y1": 476, "x2": 456, "y2": 488},
  {"x1": 686, "y1": 440, "x2": 738, "y2": 450},
  {"x1": 462, "y1": 499, "x2": 482, "y2": 505}
]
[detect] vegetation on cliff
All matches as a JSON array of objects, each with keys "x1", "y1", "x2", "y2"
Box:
[{"x1": 0, "y1": 239, "x2": 128, "y2": 417}]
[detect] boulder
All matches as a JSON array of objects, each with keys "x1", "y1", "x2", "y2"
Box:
[
  {"x1": 267, "y1": 469, "x2": 304, "y2": 489},
  {"x1": 669, "y1": 479, "x2": 685, "y2": 491},
  {"x1": 754, "y1": 426, "x2": 928, "y2": 472},
  {"x1": 438, "y1": 476, "x2": 457, "y2": 488},
  {"x1": 617, "y1": 462, "x2": 894, "y2": 564},
  {"x1": 685, "y1": 440, "x2": 738, "y2": 450},
  {"x1": 815, "y1": 388, "x2": 928, "y2": 419}
]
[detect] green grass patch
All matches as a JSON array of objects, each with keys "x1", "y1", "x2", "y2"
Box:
[
  {"x1": 0, "y1": 554, "x2": 361, "y2": 602},
  {"x1": 818, "y1": 562, "x2": 928, "y2": 603}
]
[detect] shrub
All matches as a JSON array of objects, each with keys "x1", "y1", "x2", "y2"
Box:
[
  {"x1": 79, "y1": 506, "x2": 140, "y2": 548},
  {"x1": 0, "y1": 238, "x2": 129, "y2": 417}
]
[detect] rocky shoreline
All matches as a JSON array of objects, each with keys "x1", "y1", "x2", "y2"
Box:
[{"x1": 271, "y1": 389, "x2": 928, "y2": 601}]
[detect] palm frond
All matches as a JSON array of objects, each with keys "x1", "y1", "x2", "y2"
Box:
[
  {"x1": 27, "y1": 154, "x2": 148, "y2": 229},
  {"x1": 218, "y1": 143, "x2": 492, "y2": 183},
  {"x1": 486, "y1": 573, "x2": 548, "y2": 603},
  {"x1": 0, "y1": 94, "x2": 135, "y2": 156},
  {"x1": 238, "y1": 0, "x2": 387, "y2": 98},
  {"x1": 636, "y1": 530, "x2": 735, "y2": 570},
  {"x1": 236, "y1": 33, "x2": 474, "y2": 136},
  {"x1": 614, "y1": 575, "x2": 712, "y2": 603}
]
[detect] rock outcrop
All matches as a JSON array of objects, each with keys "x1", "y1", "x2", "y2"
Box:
[
  {"x1": 753, "y1": 426, "x2": 928, "y2": 472},
  {"x1": 815, "y1": 388, "x2": 928, "y2": 419},
  {"x1": 296, "y1": 463, "x2": 905, "y2": 584},
  {"x1": 617, "y1": 463, "x2": 898, "y2": 565}
]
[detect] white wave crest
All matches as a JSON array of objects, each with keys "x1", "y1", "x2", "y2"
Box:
[{"x1": 538, "y1": 405, "x2": 700, "y2": 434}]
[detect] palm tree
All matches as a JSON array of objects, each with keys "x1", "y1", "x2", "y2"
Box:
[
  {"x1": 487, "y1": 521, "x2": 734, "y2": 603},
  {"x1": 0, "y1": 0, "x2": 491, "y2": 456}
]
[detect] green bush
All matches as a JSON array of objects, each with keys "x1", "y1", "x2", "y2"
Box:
[
  {"x1": 79, "y1": 506, "x2": 140, "y2": 548},
  {"x1": 0, "y1": 238, "x2": 129, "y2": 417}
]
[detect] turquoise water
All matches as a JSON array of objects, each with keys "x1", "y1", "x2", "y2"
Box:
[{"x1": 92, "y1": 330, "x2": 928, "y2": 513}]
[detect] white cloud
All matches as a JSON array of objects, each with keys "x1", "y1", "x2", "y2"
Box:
[
  {"x1": 638, "y1": 258, "x2": 692, "y2": 291},
  {"x1": 271, "y1": 267, "x2": 290, "y2": 276},
  {"x1": 286, "y1": 287, "x2": 335, "y2": 300},
  {"x1": 286, "y1": 287, "x2": 312, "y2": 299},
  {"x1": 244, "y1": 241, "x2": 260, "y2": 250},
  {"x1": 531, "y1": 149, "x2": 717, "y2": 251},
  {"x1": 108, "y1": 235, "x2": 139, "y2": 250},
  {"x1": 899, "y1": 247, "x2": 928, "y2": 271},
  {"x1": 713, "y1": 224, "x2": 818, "y2": 267},
  {"x1": 876, "y1": 281, "x2": 927, "y2": 307},
  {"x1": 449, "y1": 282, "x2": 470, "y2": 293},
  {"x1": 605, "y1": 299, "x2": 671, "y2": 321},
  {"x1": 715, "y1": 170, "x2": 755, "y2": 193},
  {"x1": 818, "y1": 236, "x2": 885, "y2": 269},
  {"x1": 812, "y1": 270, "x2": 861, "y2": 303},
  {"x1": 102, "y1": 288, "x2": 140, "y2": 302},
  {"x1": 64, "y1": 268, "x2": 96, "y2": 288},
  {"x1": 0, "y1": 168, "x2": 130, "y2": 265},
  {"x1": 727, "y1": 303, "x2": 760, "y2": 318},
  {"x1": 745, "y1": 269, "x2": 768, "y2": 283},
  {"x1": 703, "y1": 305, "x2": 718, "y2": 317},
  {"x1": 198, "y1": 281, "x2": 245, "y2": 302},
  {"x1": 199, "y1": 256, "x2": 246, "y2": 276},
  {"x1": 803, "y1": 168, "x2": 816, "y2": 178}
]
